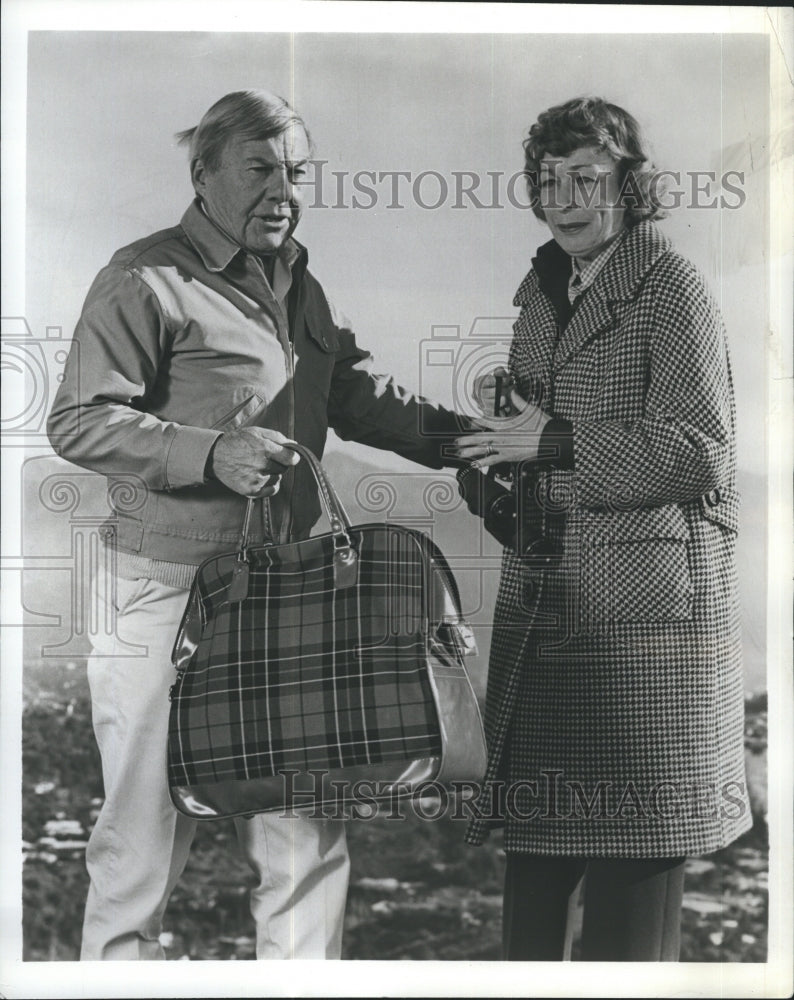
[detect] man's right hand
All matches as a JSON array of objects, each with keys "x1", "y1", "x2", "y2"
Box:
[{"x1": 207, "y1": 427, "x2": 301, "y2": 497}]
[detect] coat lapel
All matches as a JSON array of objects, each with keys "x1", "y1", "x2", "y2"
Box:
[
  {"x1": 550, "y1": 222, "x2": 673, "y2": 371},
  {"x1": 553, "y1": 286, "x2": 614, "y2": 370},
  {"x1": 512, "y1": 271, "x2": 558, "y2": 377}
]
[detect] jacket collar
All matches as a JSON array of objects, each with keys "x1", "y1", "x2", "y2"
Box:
[
  {"x1": 180, "y1": 198, "x2": 306, "y2": 275},
  {"x1": 513, "y1": 221, "x2": 671, "y2": 309},
  {"x1": 513, "y1": 221, "x2": 672, "y2": 370},
  {"x1": 593, "y1": 220, "x2": 671, "y2": 302}
]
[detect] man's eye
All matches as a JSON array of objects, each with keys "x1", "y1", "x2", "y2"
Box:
[
  {"x1": 538, "y1": 177, "x2": 555, "y2": 189},
  {"x1": 290, "y1": 167, "x2": 308, "y2": 180},
  {"x1": 574, "y1": 175, "x2": 598, "y2": 188}
]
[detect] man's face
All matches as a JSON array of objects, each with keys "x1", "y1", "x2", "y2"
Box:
[
  {"x1": 192, "y1": 127, "x2": 310, "y2": 255},
  {"x1": 539, "y1": 146, "x2": 626, "y2": 261}
]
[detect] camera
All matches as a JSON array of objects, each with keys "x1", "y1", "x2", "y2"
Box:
[
  {"x1": 456, "y1": 464, "x2": 563, "y2": 567},
  {"x1": 456, "y1": 464, "x2": 518, "y2": 550}
]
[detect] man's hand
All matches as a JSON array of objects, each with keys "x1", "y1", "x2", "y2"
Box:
[{"x1": 208, "y1": 427, "x2": 300, "y2": 497}]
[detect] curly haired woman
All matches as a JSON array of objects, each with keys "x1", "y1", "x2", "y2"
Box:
[{"x1": 455, "y1": 97, "x2": 751, "y2": 962}]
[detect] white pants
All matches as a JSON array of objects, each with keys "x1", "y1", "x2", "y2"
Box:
[{"x1": 81, "y1": 574, "x2": 350, "y2": 960}]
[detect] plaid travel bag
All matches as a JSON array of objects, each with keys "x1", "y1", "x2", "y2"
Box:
[{"x1": 167, "y1": 443, "x2": 486, "y2": 819}]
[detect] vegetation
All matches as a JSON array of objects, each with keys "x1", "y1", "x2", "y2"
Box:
[{"x1": 22, "y1": 660, "x2": 767, "y2": 962}]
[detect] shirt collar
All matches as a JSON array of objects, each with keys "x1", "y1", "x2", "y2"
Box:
[
  {"x1": 516, "y1": 222, "x2": 671, "y2": 309},
  {"x1": 180, "y1": 197, "x2": 301, "y2": 275},
  {"x1": 568, "y1": 231, "x2": 626, "y2": 303}
]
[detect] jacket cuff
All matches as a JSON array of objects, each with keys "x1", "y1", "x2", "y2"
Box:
[
  {"x1": 536, "y1": 417, "x2": 575, "y2": 468},
  {"x1": 429, "y1": 410, "x2": 476, "y2": 469},
  {"x1": 165, "y1": 426, "x2": 223, "y2": 490},
  {"x1": 204, "y1": 435, "x2": 223, "y2": 481}
]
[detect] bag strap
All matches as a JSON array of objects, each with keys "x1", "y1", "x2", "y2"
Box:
[
  {"x1": 236, "y1": 442, "x2": 358, "y2": 589},
  {"x1": 289, "y1": 442, "x2": 353, "y2": 536}
]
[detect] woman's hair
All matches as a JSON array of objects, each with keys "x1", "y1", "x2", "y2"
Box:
[
  {"x1": 523, "y1": 97, "x2": 667, "y2": 224},
  {"x1": 176, "y1": 90, "x2": 311, "y2": 171}
]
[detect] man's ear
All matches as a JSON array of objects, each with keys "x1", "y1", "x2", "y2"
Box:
[{"x1": 191, "y1": 156, "x2": 208, "y2": 195}]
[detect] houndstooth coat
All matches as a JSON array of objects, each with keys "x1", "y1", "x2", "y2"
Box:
[{"x1": 465, "y1": 221, "x2": 752, "y2": 857}]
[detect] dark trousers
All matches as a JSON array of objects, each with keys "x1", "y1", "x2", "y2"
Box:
[{"x1": 503, "y1": 855, "x2": 686, "y2": 961}]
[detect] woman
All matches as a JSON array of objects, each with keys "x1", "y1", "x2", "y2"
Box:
[{"x1": 454, "y1": 97, "x2": 751, "y2": 961}]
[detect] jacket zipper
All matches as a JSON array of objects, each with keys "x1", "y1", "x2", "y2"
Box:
[
  {"x1": 272, "y1": 291, "x2": 294, "y2": 545},
  {"x1": 250, "y1": 252, "x2": 295, "y2": 545},
  {"x1": 283, "y1": 334, "x2": 295, "y2": 543}
]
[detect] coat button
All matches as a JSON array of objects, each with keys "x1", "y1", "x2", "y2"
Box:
[
  {"x1": 705, "y1": 488, "x2": 721, "y2": 508},
  {"x1": 522, "y1": 580, "x2": 537, "y2": 608},
  {"x1": 321, "y1": 335, "x2": 329, "y2": 347}
]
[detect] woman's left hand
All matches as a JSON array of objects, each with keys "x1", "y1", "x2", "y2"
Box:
[{"x1": 453, "y1": 389, "x2": 552, "y2": 469}]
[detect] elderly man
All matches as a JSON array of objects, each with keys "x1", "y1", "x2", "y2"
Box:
[{"x1": 48, "y1": 90, "x2": 465, "y2": 961}]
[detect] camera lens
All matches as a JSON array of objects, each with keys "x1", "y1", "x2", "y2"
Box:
[
  {"x1": 457, "y1": 464, "x2": 563, "y2": 562},
  {"x1": 481, "y1": 492, "x2": 516, "y2": 549},
  {"x1": 457, "y1": 466, "x2": 521, "y2": 551}
]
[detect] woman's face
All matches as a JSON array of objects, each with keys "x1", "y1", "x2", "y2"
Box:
[{"x1": 538, "y1": 145, "x2": 626, "y2": 260}]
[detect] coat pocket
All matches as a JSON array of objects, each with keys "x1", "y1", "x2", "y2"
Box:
[
  {"x1": 577, "y1": 505, "x2": 694, "y2": 625},
  {"x1": 302, "y1": 275, "x2": 341, "y2": 354},
  {"x1": 305, "y1": 314, "x2": 339, "y2": 354},
  {"x1": 113, "y1": 575, "x2": 150, "y2": 616},
  {"x1": 210, "y1": 392, "x2": 264, "y2": 430},
  {"x1": 699, "y1": 487, "x2": 740, "y2": 534}
]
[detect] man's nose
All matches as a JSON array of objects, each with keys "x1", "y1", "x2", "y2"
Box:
[{"x1": 264, "y1": 165, "x2": 292, "y2": 203}]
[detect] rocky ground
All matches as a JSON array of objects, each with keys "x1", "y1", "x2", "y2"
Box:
[{"x1": 21, "y1": 660, "x2": 768, "y2": 962}]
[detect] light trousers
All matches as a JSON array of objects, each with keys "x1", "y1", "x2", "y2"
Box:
[{"x1": 81, "y1": 574, "x2": 350, "y2": 960}]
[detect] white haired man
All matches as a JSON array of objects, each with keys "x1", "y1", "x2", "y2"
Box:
[{"x1": 48, "y1": 90, "x2": 466, "y2": 960}]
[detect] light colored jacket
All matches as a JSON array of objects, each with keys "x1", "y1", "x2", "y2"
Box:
[{"x1": 48, "y1": 201, "x2": 461, "y2": 568}]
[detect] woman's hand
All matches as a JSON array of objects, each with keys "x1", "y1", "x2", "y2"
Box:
[
  {"x1": 454, "y1": 389, "x2": 552, "y2": 469},
  {"x1": 472, "y1": 366, "x2": 516, "y2": 417}
]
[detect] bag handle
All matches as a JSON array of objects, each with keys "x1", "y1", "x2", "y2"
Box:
[
  {"x1": 289, "y1": 442, "x2": 353, "y2": 537},
  {"x1": 237, "y1": 442, "x2": 358, "y2": 589}
]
